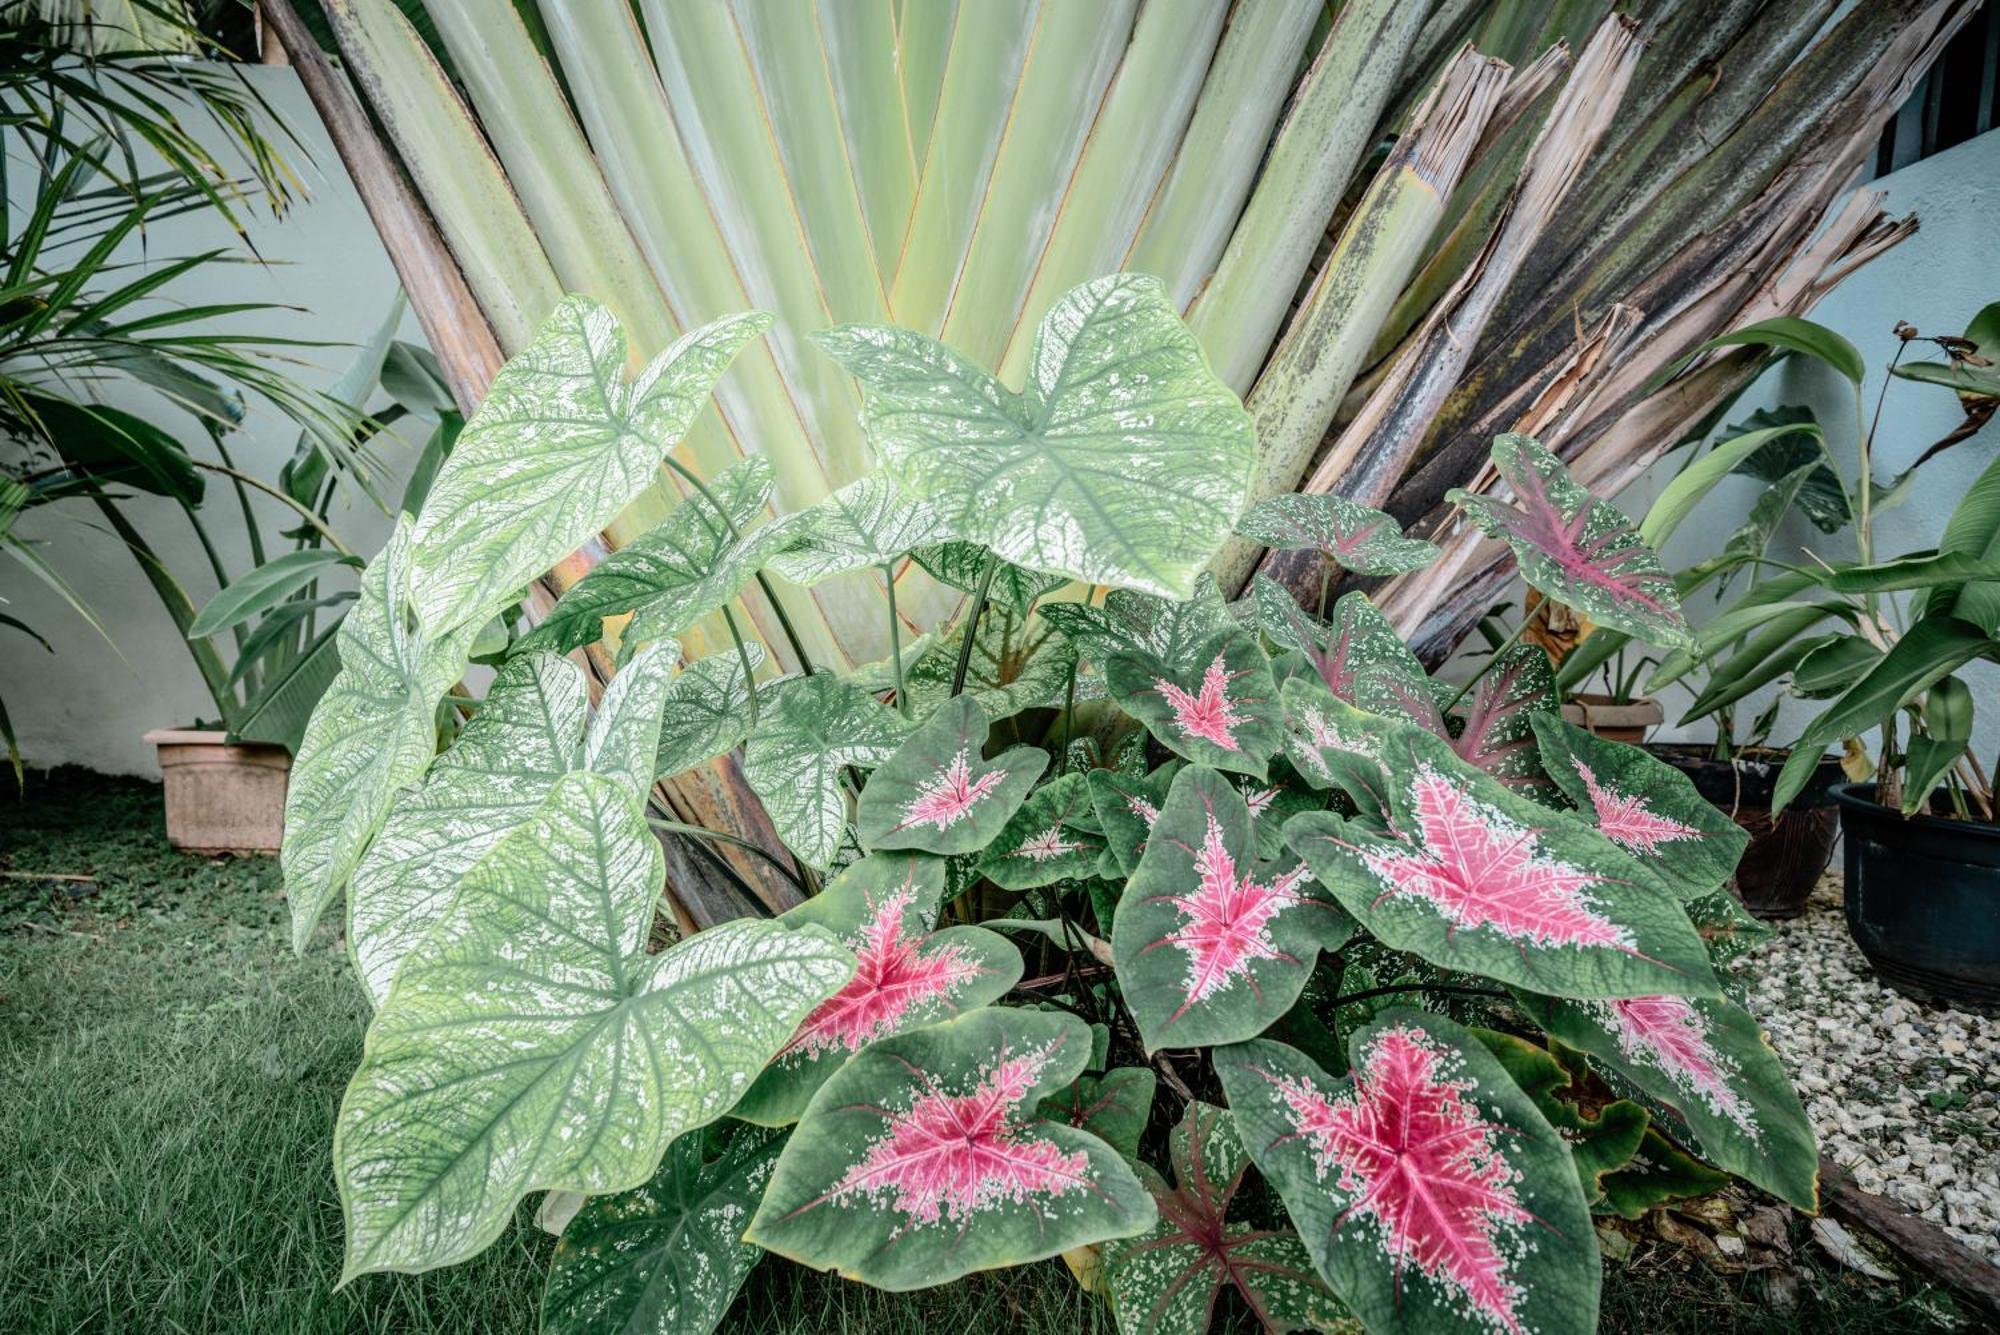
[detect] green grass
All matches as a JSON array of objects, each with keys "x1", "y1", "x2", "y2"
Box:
[{"x1": 0, "y1": 770, "x2": 1969, "y2": 1333}]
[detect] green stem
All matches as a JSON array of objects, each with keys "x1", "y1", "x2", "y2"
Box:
[
  {"x1": 660, "y1": 454, "x2": 815, "y2": 676},
  {"x1": 882, "y1": 561, "x2": 908, "y2": 717},
  {"x1": 721, "y1": 606, "x2": 759, "y2": 728},
  {"x1": 1444, "y1": 600, "x2": 1545, "y2": 713},
  {"x1": 1316, "y1": 553, "x2": 1333, "y2": 620},
  {"x1": 949, "y1": 554, "x2": 998, "y2": 698},
  {"x1": 1056, "y1": 657, "x2": 1078, "y2": 774}
]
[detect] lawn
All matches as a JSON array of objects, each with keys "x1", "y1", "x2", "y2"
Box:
[{"x1": 0, "y1": 770, "x2": 1966, "y2": 1333}]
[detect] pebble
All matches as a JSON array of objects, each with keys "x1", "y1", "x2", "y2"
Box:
[{"x1": 1734, "y1": 875, "x2": 2000, "y2": 1262}]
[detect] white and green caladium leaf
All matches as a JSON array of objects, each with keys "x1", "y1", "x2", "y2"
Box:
[
  {"x1": 733, "y1": 853, "x2": 1022, "y2": 1126},
  {"x1": 654, "y1": 644, "x2": 761, "y2": 780},
  {"x1": 283, "y1": 517, "x2": 481, "y2": 953},
  {"x1": 911, "y1": 541, "x2": 1068, "y2": 615},
  {"x1": 1088, "y1": 761, "x2": 1184, "y2": 879},
  {"x1": 1107, "y1": 628, "x2": 1283, "y2": 779},
  {"x1": 1236, "y1": 493, "x2": 1441, "y2": 578},
  {"x1": 856, "y1": 696, "x2": 1048, "y2": 855},
  {"x1": 1684, "y1": 888, "x2": 1773, "y2": 970},
  {"x1": 1512, "y1": 989, "x2": 1817, "y2": 1212},
  {"x1": 516, "y1": 456, "x2": 783, "y2": 657},
  {"x1": 346, "y1": 650, "x2": 587, "y2": 1005},
  {"x1": 1282, "y1": 707, "x2": 1721, "y2": 1001},
  {"x1": 1103, "y1": 1101, "x2": 1344, "y2": 1335},
  {"x1": 1447, "y1": 645, "x2": 1558, "y2": 801},
  {"x1": 1040, "y1": 574, "x2": 1233, "y2": 668},
  {"x1": 579, "y1": 640, "x2": 678, "y2": 796},
  {"x1": 743, "y1": 673, "x2": 912, "y2": 867},
  {"x1": 765, "y1": 472, "x2": 950, "y2": 585},
  {"x1": 977, "y1": 771, "x2": 1108, "y2": 890},
  {"x1": 1449, "y1": 435, "x2": 1694, "y2": 650},
  {"x1": 408, "y1": 298, "x2": 772, "y2": 636},
  {"x1": 1532, "y1": 715, "x2": 1749, "y2": 898},
  {"x1": 814, "y1": 273, "x2": 1257, "y2": 600},
  {"x1": 1114, "y1": 767, "x2": 1353, "y2": 1053},
  {"x1": 1217, "y1": 1014, "x2": 1601, "y2": 1335},
  {"x1": 1037, "y1": 1066, "x2": 1157, "y2": 1163},
  {"x1": 336, "y1": 772, "x2": 853, "y2": 1279},
  {"x1": 900, "y1": 605, "x2": 1079, "y2": 722},
  {"x1": 745, "y1": 1007, "x2": 1155, "y2": 1290},
  {"x1": 540, "y1": 1121, "x2": 787, "y2": 1335}
]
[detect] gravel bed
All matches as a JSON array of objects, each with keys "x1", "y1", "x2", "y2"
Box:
[{"x1": 1735, "y1": 874, "x2": 2000, "y2": 1261}]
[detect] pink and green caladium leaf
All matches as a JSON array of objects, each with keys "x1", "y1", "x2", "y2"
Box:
[
  {"x1": 540, "y1": 1121, "x2": 786, "y2": 1335},
  {"x1": 1532, "y1": 715, "x2": 1749, "y2": 898},
  {"x1": 857, "y1": 696, "x2": 1048, "y2": 854},
  {"x1": 1512, "y1": 989, "x2": 1817, "y2": 1211},
  {"x1": 745, "y1": 1007, "x2": 1155, "y2": 1290},
  {"x1": 1278, "y1": 677, "x2": 1396, "y2": 820},
  {"x1": 1038, "y1": 1067, "x2": 1157, "y2": 1162},
  {"x1": 1114, "y1": 767, "x2": 1354, "y2": 1053},
  {"x1": 334, "y1": 772, "x2": 854, "y2": 1279},
  {"x1": 1107, "y1": 628, "x2": 1283, "y2": 778},
  {"x1": 812, "y1": 273, "x2": 1257, "y2": 601},
  {"x1": 1088, "y1": 761, "x2": 1184, "y2": 879},
  {"x1": 653, "y1": 643, "x2": 761, "y2": 780},
  {"x1": 1282, "y1": 710, "x2": 1721, "y2": 1001},
  {"x1": 979, "y1": 772, "x2": 1109, "y2": 889},
  {"x1": 1102, "y1": 1101, "x2": 1345, "y2": 1335},
  {"x1": 1259, "y1": 581, "x2": 1442, "y2": 728},
  {"x1": 1040, "y1": 574, "x2": 1235, "y2": 668},
  {"x1": 733, "y1": 853, "x2": 1023, "y2": 1126},
  {"x1": 744, "y1": 673, "x2": 913, "y2": 867},
  {"x1": 1449, "y1": 435, "x2": 1694, "y2": 650},
  {"x1": 1233, "y1": 765, "x2": 1327, "y2": 862},
  {"x1": 1217, "y1": 1013, "x2": 1601, "y2": 1335},
  {"x1": 1236, "y1": 492, "x2": 1441, "y2": 577},
  {"x1": 1447, "y1": 645, "x2": 1558, "y2": 800}
]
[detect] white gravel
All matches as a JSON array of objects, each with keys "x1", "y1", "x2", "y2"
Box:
[{"x1": 1735, "y1": 875, "x2": 2000, "y2": 1261}]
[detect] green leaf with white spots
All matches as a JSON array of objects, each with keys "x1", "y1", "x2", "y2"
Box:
[
  {"x1": 1447, "y1": 645, "x2": 1557, "y2": 800},
  {"x1": 745, "y1": 1007, "x2": 1155, "y2": 1291},
  {"x1": 765, "y1": 472, "x2": 950, "y2": 585},
  {"x1": 1257, "y1": 581, "x2": 1441, "y2": 726},
  {"x1": 814, "y1": 273, "x2": 1257, "y2": 600},
  {"x1": 517, "y1": 457, "x2": 784, "y2": 657},
  {"x1": 900, "y1": 604, "x2": 1078, "y2": 721},
  {"x1": 1037, "y1": 1067, "x2": 1157, "y2": 1163},
  {"x1": 1103, "y1": 1102, "x2": 1344, "y2": 1335},
  {"x1": 1106, "y1": 628, "x2": 1283, "y2": 779},
  {"x1": 335, "y1": 771, "x2": 854, "y2": 1278},
  {"x1": 1236, "y1": 493, "x2": 1440, "y2": 577},
  {"x1": 911, "y1": 541, "x2": 1068, "y2": 615},
  {"x1": 857, "y1": 696, "x2": 1048, "y2": 854},
  {"x1": 743, "y1": 673, "x2": 912, "y2": 867},
  {"x1": 1683, "y1": 888, "x2": 1772, "y2": 969},
  {"x1": 1087, "y1": 761, "x2": 1183, "y2": 879},
  {"x1": 1040, "y1": 575, "x2": 1233, "y2": 668},
  {"x1": 580, "y1": 641, "x2": 678, "y2": 797},
  {"x1": 978, "y1": 772, "x2": 1108, "y2": 889},
  {"x1": 539, "y1": 1121, "x2": 787, "y2": 1335},
  {"x1": 732, "y1": 852, "x2": 1022, "y2": 1126},
  {"x1": 1113, "y1": 767, "x2": 1352, "y2": 1053},
  {"x1": 346, "y1": 649, "x2": 586, "y2": 1005},
  {"x1": 654, "y1": 644, "x2": 762, "y2": 780},
  {"x1": 282, "y1": 517, "x2": 482, "y2": 954},
  {"x1": 408, "y1": 299, "x2": 771, "y2": 635}
]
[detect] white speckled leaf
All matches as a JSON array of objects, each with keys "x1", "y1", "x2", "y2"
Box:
[
  {"x1": 766, "y1": 473, "x2": 950, "y2": 585},
  {"x1": 1040, "y1": 574, "x2": 1233, "y2": 668},
  {"x1": 518, "y1": 457, "x2": 783, "y2": 657},
  {"x1": 335, "y1": 771, "x2": 854, "y2": 1278},
  {"x1": 1256, "y1": 581, "x2": 1441, "y2": 726},
  {"x1": 1236, "y1": 492, "x2": 1440, "y2": 577},
  {"x1": 540, "y1": 1121, "x2": 788, "y2": 1335},
  {"x1": 408, "y1": 299, "x2": 770, "y2": 635},
  {"x1": 654, "y1": 644, "x2": 762, "y2": 780},
  {"x1": 282, "y1": 517, "x2": 480, "y2": 953},
  {"x1": 899, "y1": 605, "x2": 1078, "y2": 722},
  {"x1": 814, "y1": 273, "x2": 1256, "y2": 599},
  {"x1": 978, "y1": 772, "x2": 1108, "y2": 890},
  {"x1": 909, "y1": 541, "x2": 1068, "y2": 615},
  {"x1": 743, "y1": 674, "x2": 913, "y2": 867},
  {"x1": 346, "y1": 650, "x2": 587, "y2": 1005},
  {"x1": 581, "y1": 641, "x2": 677, "y2": 796}
]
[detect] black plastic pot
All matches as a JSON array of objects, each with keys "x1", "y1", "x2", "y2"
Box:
[
  {"x1": 1648, "y1": 745, "x2": 1844, "y2": 920},
  {"x1": 1832, "y1": 782, "x2": 2000, "y2": 1013}
]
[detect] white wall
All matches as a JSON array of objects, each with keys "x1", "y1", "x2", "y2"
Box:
[
  {"x1": 1638, "y1": 128, "x2": 2000, "y2": 768},
  {"x1": 1, "y1": 66, "x2": 429, "y2": 778}
]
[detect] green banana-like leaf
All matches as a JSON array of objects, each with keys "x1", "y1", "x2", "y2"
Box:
[
  {"x1": 1217, "y1": 1015, "x2": 1600, "y2": 1335},
  {"x1": 814, "y1": 273, "x2": 1256, "y2": 600},
  {"x1": 282, "y1": 518, "x2": 480, "y2": 953},
  {"x1": 1234, "y1": 492, "x2": 1440, "y2": 577},
  {"x1": 408, "y1": 297, "x2": 771, "y2": 635},
  {"x1": 856, "y1": 696, "x2": 1048, "y2": 855},
  {"x1": 540, "y1": 1121, "x2": 787, "y2": 1335},
  {"x1": 346, "y1": 649, "x2": 587, "y2": 1004},
  {"x1": 654, "y1": 644, "x2": 762, "y2": 780},
  {"x1": 743, "y1": 673, "x2": 912, "y2": 866},
  {"x1": 1281, "y1": 703, "x2": 1721, "y2": 1001},
  {"x1": 765, "y1": 472, "x2": 950, "y2": 585},
  {"x1": 1113, "y1": 767, "x2": 1352, "y2": 1053},
  {"x1": 745, "y1": 1007, "x2": 1155, "y2": 1291},
  {"x1": 336, "y1": 771, "x2": 854, "y2": 1279},
  {"x1": 977, "y1": 771, "x2": 1108, "y2": 889},
  {"x1": 1105, "y1": 628, "x2": 1283, "y2": 779},
  {"x1": 732, "y1": 852, "x2": 1022, "y2": 1126},
  {"x1": 517, "y1": 456, "x2": 784, "y2": 657}
]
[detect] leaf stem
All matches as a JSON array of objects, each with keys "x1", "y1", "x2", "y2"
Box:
[
  {"x1": 882, "y1": 560, "x2": 908, "y2": 717},
  {"x1": 949, "y1": 553, "x2": 998, "y2": 698},
  {"x1": 721, "y1": 606, "x2": 759, "y2": 728},
  {"x1": 659, "y1": 453, "x2": 816, "y2": 676}
]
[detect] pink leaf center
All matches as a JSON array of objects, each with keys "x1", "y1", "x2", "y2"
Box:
[
  {"x1": 1599, "y1": 995, "x2": 1756, "y2": 1136},
  {"x1": 1018, "y1": 823, "x2": 1087, "y2": 863},
  {"x1": 1158, "y1": 814, "x2": 1311, "y2": 1011},
  {"x1": 1155, "y1": 654, "x2": 1249, "y2": 751},
  {"x1": 898, "y1": 746, "x2": 1009, "y2": 832},
  {"x1": 830, "y1": 1038, "x2": 1092, "y2": 1229},
  {"x1": 783, "y1": 887, "x2": 984, "y2": 1060},
  {"x1": 1572, "y1": 758, "x2": 1701, "y2": 853},
  {"x1": 1275, "y1": 1025, "x2": 1531, "y2": 1334}
]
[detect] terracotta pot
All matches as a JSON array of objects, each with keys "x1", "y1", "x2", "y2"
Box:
[
  {"x1": 143, "y1": 729, "x2": 289, "y2": 854},
  {"x1": 1560, "y1": 693, "x2": 1662, "y2": 744},
  {"x1": 1648, "y1": 745, "x2": 1843, "y2": 921}
]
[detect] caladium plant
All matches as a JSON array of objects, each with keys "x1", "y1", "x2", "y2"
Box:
[{"x1": 281, "y1": 281, "x2": 1811, "y2": 1335}]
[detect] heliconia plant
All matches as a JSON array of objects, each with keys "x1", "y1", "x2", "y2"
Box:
[{"x1": 283, "y1": 279, "x2": 1815, "y2": 1334}]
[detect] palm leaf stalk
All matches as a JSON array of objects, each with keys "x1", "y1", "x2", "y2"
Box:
[{"x1": 281, "y1": 0, "x2": 1964, "y2": 926}]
